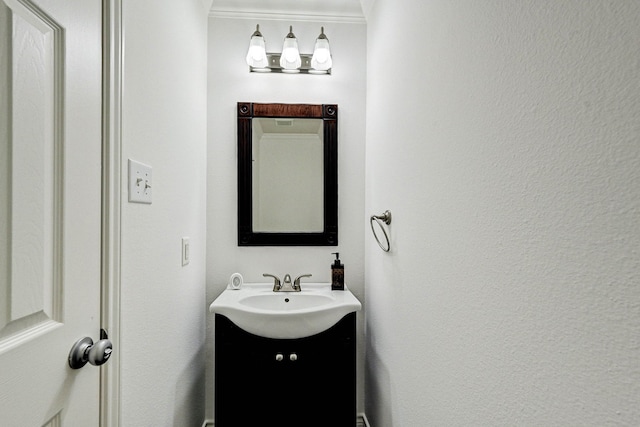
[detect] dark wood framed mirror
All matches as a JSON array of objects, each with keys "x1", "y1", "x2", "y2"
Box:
[{"x1": 237, "y1": 102, "x2": 338, "y2": 246}]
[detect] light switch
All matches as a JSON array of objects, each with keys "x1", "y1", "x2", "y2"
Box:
[
  {"x1": 128, "y1": 159, "x2": 152, "y2": 204},
  {"x1": 182, "y1": 237, "x2": 190, "y2": 266}
]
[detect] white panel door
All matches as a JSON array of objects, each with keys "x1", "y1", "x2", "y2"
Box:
[{"x1": 0, "y1": 0, "x2": 103, "y2": 425}]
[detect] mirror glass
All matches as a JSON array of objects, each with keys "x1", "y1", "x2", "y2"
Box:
[
  {"x1": 252, "y1": 118, "x2": 324, "y2": 232},
  {"x1": 238, "y1": 103, "x2": 338, "y2": 246}
]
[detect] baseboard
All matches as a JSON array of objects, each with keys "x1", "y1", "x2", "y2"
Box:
[{"x1": 202, "y1": 413, "x2": 370, "y2": 427}]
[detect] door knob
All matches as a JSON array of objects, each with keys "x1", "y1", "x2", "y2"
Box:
[{"x1": 69, "y1": 329, "x2": 113, "y2": 369}]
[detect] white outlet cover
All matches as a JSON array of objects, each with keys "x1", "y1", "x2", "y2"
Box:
[{"x1": 128, "y1": 159, "x2": 152, "y2": 204}]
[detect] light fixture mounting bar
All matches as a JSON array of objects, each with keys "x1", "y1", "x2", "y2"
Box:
[{"x1": 249, "y1": 53, "x2": 331, "y2": 74}]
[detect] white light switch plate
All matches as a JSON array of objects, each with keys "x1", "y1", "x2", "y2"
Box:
[
  {"x1": 182, "y1": 237, "x2": 190, "y2": 266},
  {"x1": 128, "y1": 159, "x2": 152, "y2": 204}
]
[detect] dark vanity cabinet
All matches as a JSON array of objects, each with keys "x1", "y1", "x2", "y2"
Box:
[{"x1": 215, "y1": 312, "x2": 356, "y2": 427}]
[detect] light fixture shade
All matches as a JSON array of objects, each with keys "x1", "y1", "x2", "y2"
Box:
[
  {"x1": 311, "y1": 27, "x2": 332, "y2": 71},
  {"x1": 279, "y1": 26, "x2": 301, "y2": 70},
  {"x1": 246, "y1": 25, "x2": 268, "y2": 68}
]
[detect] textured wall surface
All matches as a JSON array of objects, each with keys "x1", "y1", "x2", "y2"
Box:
[
  {"x1": 364, "y1": 1, "x2": 640, "y2": 425},
  {"x1": 206, "y1": 18, "x2": 367, "y2": 420},
  {"x1": 120, "y1": 1, "x2": 209, "y2": 425}
]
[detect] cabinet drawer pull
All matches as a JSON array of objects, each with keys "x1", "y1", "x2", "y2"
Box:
[
  {"x1": 275, "y1": 353, "x2": 284, "y2": 362},
  {"x1": 289, "y1": 353, "x2": 298, "y2": 362}
]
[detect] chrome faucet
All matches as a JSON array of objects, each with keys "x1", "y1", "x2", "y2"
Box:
[
  {"x1": 293, "y1": 274, "x2": 312, "y2": 291},
  {"x1": 263, "y1": 273, "x2": 281, "y2": 291},
  {"x1": 281, "y1": 274, "x2": 295, "y2": 292},
  {"x1": 263, "y1": 273, "x2": 312, "y2": 292}
]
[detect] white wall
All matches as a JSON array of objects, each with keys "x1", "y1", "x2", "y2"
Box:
[
  {"x1": 206, "y1": 17, "x2": 366, "y2": 419},
  {"x1": 365, "y1": 1, "x2": 640, "y2": 426},
  {"x1": 120, "y1": 1, "x2": 208, "y2": 425}
]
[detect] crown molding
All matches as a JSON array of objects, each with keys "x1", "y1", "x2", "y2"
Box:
[{"x1": 209, "y1": 8, "x2": 366, "y2": 24}]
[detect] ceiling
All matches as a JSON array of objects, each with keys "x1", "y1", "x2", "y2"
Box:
[{"x1": 209, "y1": 0, "x2": 368, "y2": 23}]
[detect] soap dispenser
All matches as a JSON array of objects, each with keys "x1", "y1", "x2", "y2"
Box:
[{"x1": 331, "y1": 252, "x2": 344, "y2": 290}]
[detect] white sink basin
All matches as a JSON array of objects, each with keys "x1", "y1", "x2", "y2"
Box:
[
  {"x1": 209, "y1": 283, "x2": 361, "y2": 339},
  {"x1": 239, "y1": 293, "x2": 334, "y2": 310}
]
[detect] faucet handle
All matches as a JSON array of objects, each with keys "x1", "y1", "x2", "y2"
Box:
[
  {"x1": 263, "y1": 273, "x2": 281, "y2": 291},
  {"x1": 293, "y1": 274, "x2": 312, "y2": 290}
]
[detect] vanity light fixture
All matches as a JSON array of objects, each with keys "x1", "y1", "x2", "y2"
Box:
[
  {"x1": 245, "y1": 25, "x2": 268, "y2": 68},
  {"x1": 279, "y1": 26, "x2": 302, "y2": 71},
  {"x1": 311, "y1": 27, "x2": 332, "y2": 72},
  {"x1": 246, "y1": 25, "x2": 332, "y2": 74}
]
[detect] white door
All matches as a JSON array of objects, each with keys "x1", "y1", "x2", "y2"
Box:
[{"x1": 0, "y1": 0, "x2": 103, "y2": 425}]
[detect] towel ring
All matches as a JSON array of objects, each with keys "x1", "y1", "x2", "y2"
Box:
[{"x1": 370, "y1": 210, "x2": 392, "y2": 252}]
